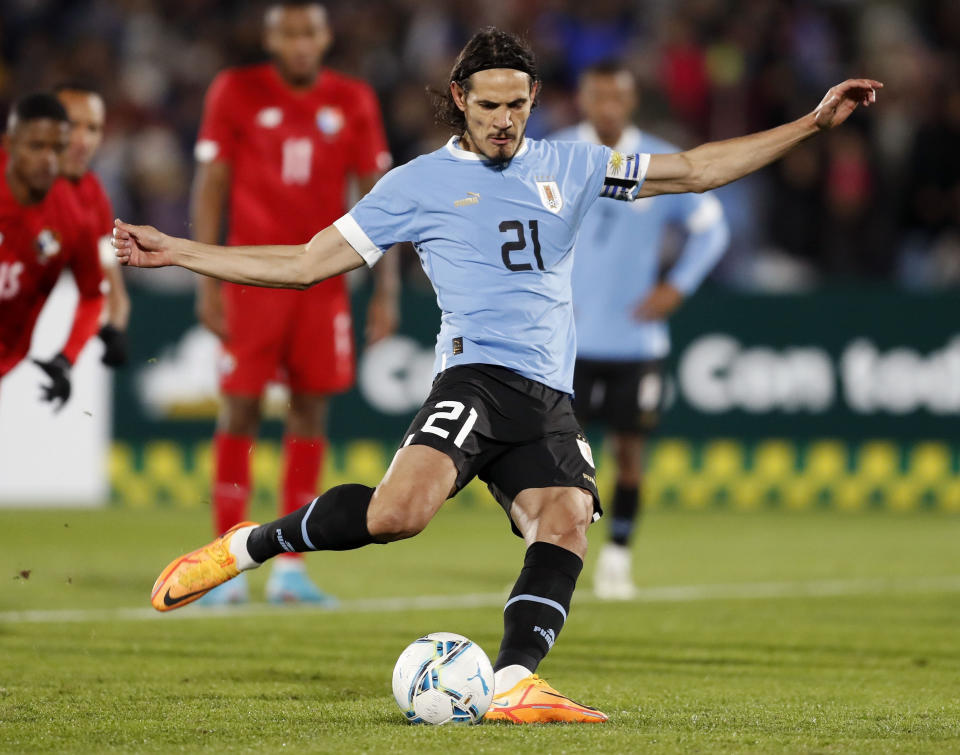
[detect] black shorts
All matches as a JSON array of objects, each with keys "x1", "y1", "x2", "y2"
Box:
[
  {"x1": 572, "y1": 358, "x2": 666, "y2": 434},
  {"x1": 401, "y1": 364, "x2": 601, "y2": 536}
]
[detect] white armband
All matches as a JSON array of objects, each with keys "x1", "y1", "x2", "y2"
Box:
[{"x1": 600, "y1": 151, "x2": 650, "y2": 202}]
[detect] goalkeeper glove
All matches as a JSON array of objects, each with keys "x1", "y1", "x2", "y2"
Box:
[
  {"x1": 98, "y1": 324, "x2": 128, "y2": 367},
  {"x1": 32, "y1": 353, "x2": 72, "y2": 411}
]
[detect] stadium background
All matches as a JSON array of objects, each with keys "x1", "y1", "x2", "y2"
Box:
[{"x1": 0, "y1": 0, "x2": 958, "y2": 512}]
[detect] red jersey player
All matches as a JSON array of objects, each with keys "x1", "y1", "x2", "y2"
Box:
[
  {"x1": 191, "y1": 2, "x2": 398, "y2": 605},
  {"x1": 55, "y1": 84, "x2": 130, "y2": 367},
  {"x1": 0, "y1": 93, "x2": 103, "y2": 407}
]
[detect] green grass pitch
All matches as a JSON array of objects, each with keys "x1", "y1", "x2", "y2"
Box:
[{"x1": 1, "y1": 503, "x2": 959, "y2": 753}]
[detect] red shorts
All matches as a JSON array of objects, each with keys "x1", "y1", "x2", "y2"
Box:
[
  {"x1": 0, "y1": 337, "x2": 29, "y2": 378},
  {"x1": 218, "y1": 278, "x2": 354, "y2": 396}
]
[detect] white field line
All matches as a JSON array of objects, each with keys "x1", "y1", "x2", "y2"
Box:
[{"x1": 2, "y1": 575, "x2": 960, "y2": 625}]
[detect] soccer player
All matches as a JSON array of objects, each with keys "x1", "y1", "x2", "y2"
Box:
[
  {"x1": 550, "y1": 61, "x2": 730, "y2": 599},
  {"x1": 117, "y1": 29, "x2": 880, "y2": 722},
  {"x1": 191, "y1": 2, "x2": 397, "y2": 605},
  {"x1": 55, "y1": 83, "x2": 130, "y2": 367},
  {"x1": 0, "y1": 93, "x2": 103, "y2": 407}
]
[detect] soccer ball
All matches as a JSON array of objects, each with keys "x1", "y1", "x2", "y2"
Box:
[{"x1": 392, "y1": 632, "x2": 495, "y2": 724}]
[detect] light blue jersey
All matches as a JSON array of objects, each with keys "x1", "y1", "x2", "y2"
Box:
[
  {"x1": 550, "y1": 124, "x2": 730, "y2": 361},
  {"x1": 334, "y1": 136, "x2": 649, "y2": 393}
]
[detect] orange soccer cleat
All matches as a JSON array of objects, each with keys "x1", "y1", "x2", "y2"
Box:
[
  {"x1": 484, "y1": 674, "x2": 609, "y2": 724},
  {"x1": 150, "y1": 521, "x2": 258, "y2": 612}
]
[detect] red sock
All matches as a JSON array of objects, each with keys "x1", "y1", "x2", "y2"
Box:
[
  {"x1": 212, "y1": 432, "x2": 253, "y2": 535},
  {"x1": 279, "y1": 436, "x2": 327, "y2": 560}
]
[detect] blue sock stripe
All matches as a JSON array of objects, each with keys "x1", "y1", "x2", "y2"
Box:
[
  {"x1": 503, "y1": 593, "x2": 567, "y2": 622},
  {"x1": 611, "y1": 517, "x2": 635, "y2": 539},
  {"x1": 300, "y1": 497, "x2": 320, "y2": 551}
]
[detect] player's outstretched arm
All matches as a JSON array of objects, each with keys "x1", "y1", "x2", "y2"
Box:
[
  {"x1": 112, "y1": 221, "x2": 366, "y2": 289},
  {"x1": 639, "y1": 78, "x2": 882, "y2": 197}
]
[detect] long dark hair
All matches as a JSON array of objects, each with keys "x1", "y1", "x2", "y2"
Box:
[{"x1": 429, "y1": 27, "x2": 540, "y2": 132}]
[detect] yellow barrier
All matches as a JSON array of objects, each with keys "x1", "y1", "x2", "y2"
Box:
[{"x1": 109, "y1": 439, "x2": 958, "y2": 512}]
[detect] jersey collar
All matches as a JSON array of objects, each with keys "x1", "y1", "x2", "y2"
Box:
[
  {"x1": 445, "y1": 135, "x2": 530, "y2": 161},
  {"x1": 576, "y1": 123, "x2": 643, "y2": 154}
]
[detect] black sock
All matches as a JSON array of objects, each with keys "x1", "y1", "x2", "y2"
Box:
[
  {"x1": 494, "y1": 542, "x2": 583, "y2": 672},
  {"x1": 246, "y1": 484, "x2": 376, "y2": 563},
  {"x1": 610, "y1": 483, "x2": 640, "y2": 547}
]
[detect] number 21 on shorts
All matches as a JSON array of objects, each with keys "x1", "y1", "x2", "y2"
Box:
[{"x1": 419, "y1": 401, "x2": 478, "y2": 448}]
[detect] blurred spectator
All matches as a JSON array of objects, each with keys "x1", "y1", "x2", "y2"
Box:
[{"x1": 0, "y1": 0, "x2": 957, "y2": 290}]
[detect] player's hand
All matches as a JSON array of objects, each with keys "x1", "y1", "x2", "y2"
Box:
[
  {"x1": 813, "y1": 79, "x2": 883, "y2": 130},
  {"x1": 634, "y1": 282, "x2": 684, "y2": 321},
  {"x1": 32, "y1": 353, "x2": 72, "y2": 411},
  {"x1": 98, "y1": 324, "x2": 128, "y2": 367},
  {"x1": 365, "y1": 290, "x2": 399, "y2": 345},
  {"x1": 196, "y1": 279, "x2": 228, "y2": 340},
  {"x1": 112, "y1": 219, "x2": 174, "y2": 268}
]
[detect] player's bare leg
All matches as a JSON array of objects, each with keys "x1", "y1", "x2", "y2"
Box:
[
  {"x1": 365, "y1": 446, "x2": 457, "y2": 540},
  {"x1": 199, "y1": 394, "x2": 262, "y2": 606},
  {"x1": 594, "y1": 432, "x2": 645, "y2": 600},
  {"x1": 485, "y1": 487, "x2": 608, "y2": 723},
  {"x1": 266, "y1": 392, "x2": 336, "y2": 604},
  {"x1": 151, "y1": 445, "x2": 455, "y2": 611}
]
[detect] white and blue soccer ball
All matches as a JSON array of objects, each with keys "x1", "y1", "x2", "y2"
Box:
[{"x1": 392, "y1": 632, "x2": 495, "y2": 725}]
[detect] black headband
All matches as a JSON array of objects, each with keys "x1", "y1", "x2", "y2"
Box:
[{"x1": 454, "y1": 62, "x2": 538, "y2": 82}]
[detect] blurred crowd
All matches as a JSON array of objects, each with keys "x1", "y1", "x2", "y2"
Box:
[{"x1": 1, "y1": 0, "x2": 958, "y2": 290}]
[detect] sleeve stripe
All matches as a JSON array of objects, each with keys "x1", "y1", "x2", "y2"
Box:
[{"x1": 333, "y1": 213, "x2": 384, "y2": 268}]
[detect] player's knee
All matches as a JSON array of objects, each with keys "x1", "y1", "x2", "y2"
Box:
[
  {"x1": 367, "y1": 490, "x2": 434, "y2": 541},
  {"x1": 219, "y1": 396, "x2": 261, "y2": 435},
  {"x1": 533, "y1": 489, "x2": 593, "y2": 548},
  {"x1": 286, "y1": 394, "x2": 329, "y2": 437},
  {"x1": 613, "y1": 434, "x2": 644, "y2": 484}
]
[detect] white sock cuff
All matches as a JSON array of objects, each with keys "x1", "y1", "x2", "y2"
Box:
[
  {"x1": 494, "y1": 664, "x2": 532, "y2": 693},
  {"x1": 228, "y1": 526, "x2": 260, "y2": 571}
]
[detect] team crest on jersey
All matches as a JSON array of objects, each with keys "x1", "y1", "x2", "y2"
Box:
[
  {"x1": 256, "y1": 107, "x2": 283, "y2": 128},
  {"x1": 535, "y1": 180, "x2": 563, "y2": 213},
  {"x1": 316, "y1": 106, "x2": 344, "y2": 136},
  {"x1": 35, "y1": 229, "x2": 62, "y2": 263}
]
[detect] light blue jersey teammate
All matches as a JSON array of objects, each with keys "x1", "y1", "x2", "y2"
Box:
[
  {"x1": 121, "y1": 28, "x2": 882, "y2": 720},
  {"x1": 551, "y1": 123, "x2": 729, "y2": 361},
  {"x1": 334, "y1": 134, "x2": 649, "y2": 394},
  {"x1": 550, "y1": 61, "x2": 729, "y2": 601}
]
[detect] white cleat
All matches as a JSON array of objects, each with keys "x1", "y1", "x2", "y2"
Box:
[{"x1": 593, "y1": 543, "x2": 637, "y2": 600}]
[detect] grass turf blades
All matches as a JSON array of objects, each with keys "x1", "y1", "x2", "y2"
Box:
[{"x1": 1, "y1": 504, "x2": 959, "y2": 753}]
